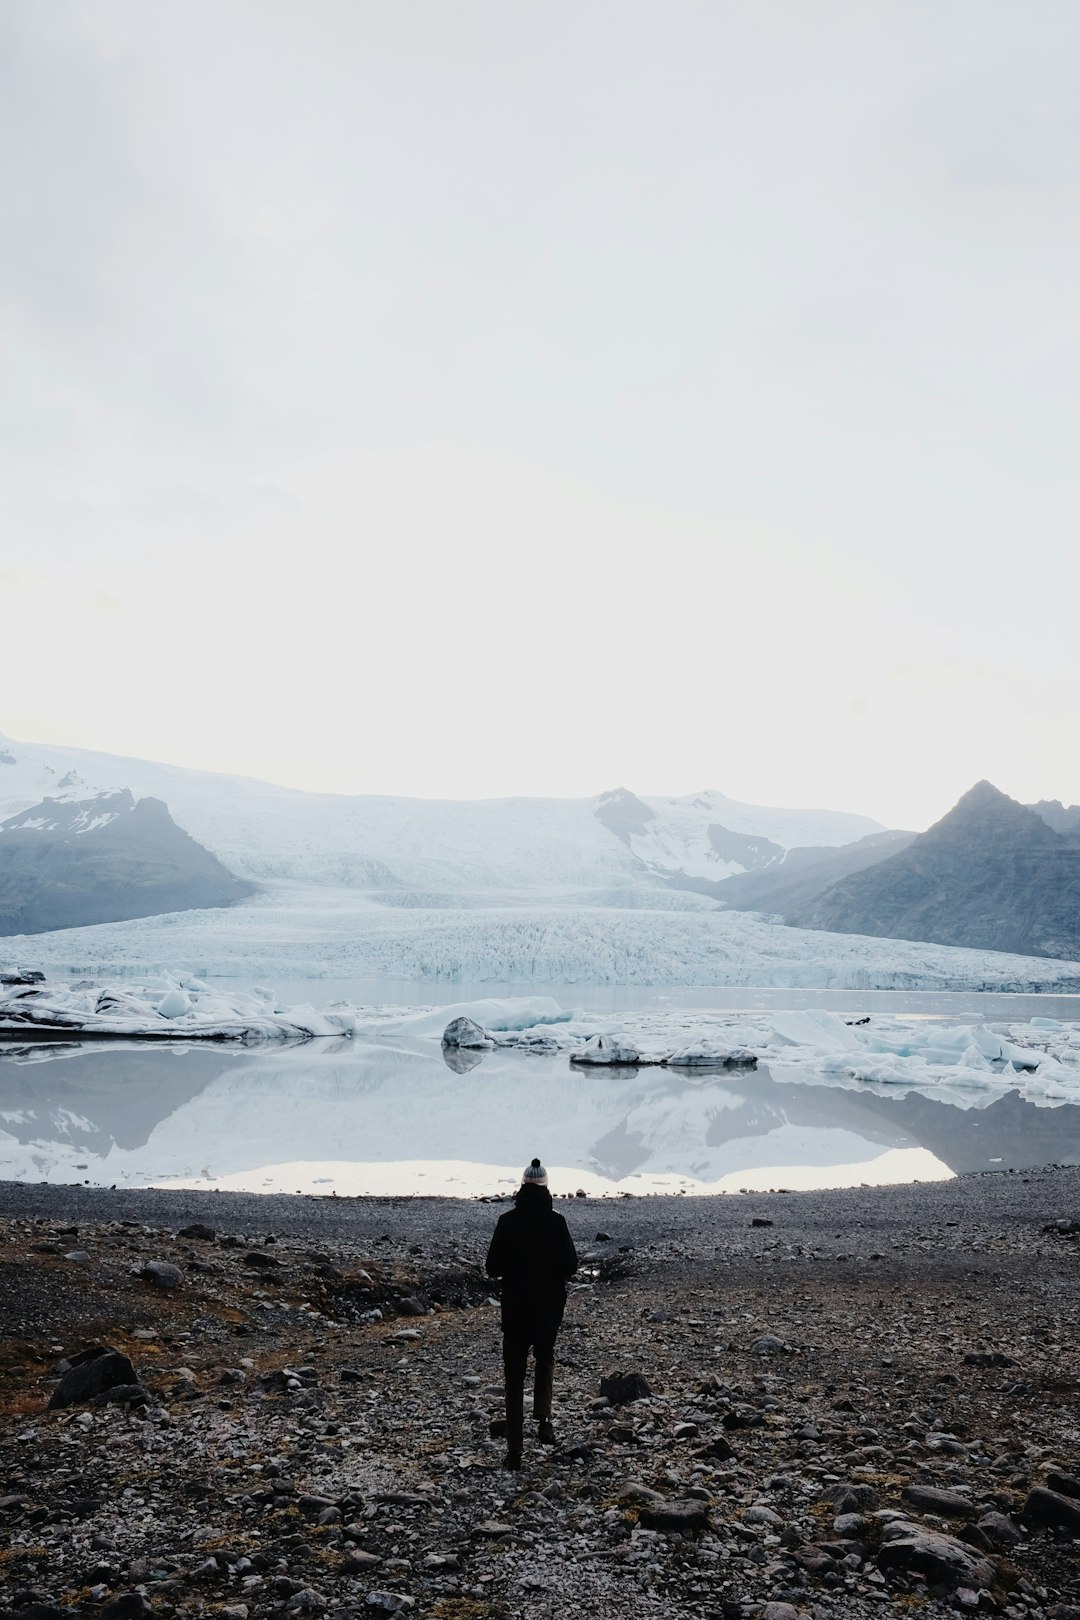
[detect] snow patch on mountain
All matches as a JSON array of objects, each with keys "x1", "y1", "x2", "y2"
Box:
[
  {"x1": 622, "y1": 788, "x2": 881, "y2": 884},
  {"x1": 0, "y1": 788, "x2": 133, "y2": 837},
  {"x1": 0, "y1": 736, "x2": 883, "y2": 893}
]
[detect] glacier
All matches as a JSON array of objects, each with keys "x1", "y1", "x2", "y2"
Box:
[{"x1": 6, "y1": 884, "x2": 1080, "y2": 991}]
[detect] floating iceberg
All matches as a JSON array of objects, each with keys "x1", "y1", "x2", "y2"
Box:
[
  {"x1": 570, "y1": 1033, "x2": 644, "y2": 1066},
  {"x1": 0, "y1": 975, "x2": 348, "y2": 1043},
  {"x1": 441, "y1": 1016, "x2": 494, "y2": 1049},
  {"x1": 666, "y1": 1041, "x2": 758, "y2": 1069}
]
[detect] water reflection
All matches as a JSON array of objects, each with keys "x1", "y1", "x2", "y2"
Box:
[
  {"x1": 441, "y1": 1045, "x2": 485, "y2": 1075},
  {"x1": 1, "y1": 1035, "x2": 1078, "y2": 1196}
]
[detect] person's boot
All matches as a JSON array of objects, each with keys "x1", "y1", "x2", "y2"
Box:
[
  {"x1": 533, "y1": 1348, "x2": 555, "y2": 1446},
  {"x1": 504, "y1": 1379, "x2": 524, "y2": 1471}
]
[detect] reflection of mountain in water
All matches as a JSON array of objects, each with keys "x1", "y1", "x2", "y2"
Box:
[
  {"x1": 588, "y1": 1064, "x2": 1080, "y2": 1179},
  {"x1": 0, "y1": 1044, "x2": 241, "y2": 1156},
  {"x1": 0, "y1": 1039, "x2": 1077, "y2": 1184},
  {"x1": 590, "y1": 1069, "x2": 904, "y2": 1179},
  {"x1": 863, "y1": 1085, "x2": 1080, "y2": 1175}
]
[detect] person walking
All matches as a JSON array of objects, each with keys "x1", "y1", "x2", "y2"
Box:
[{"x1": 485, "y1": 1157, "x2": 578, "y2": 1469}]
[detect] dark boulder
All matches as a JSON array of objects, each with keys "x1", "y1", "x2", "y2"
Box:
[
  {"x1": 139, "y1": 1261, "x2": 182, "y2": 1289},
  {"x1": 100, "y1": 1596, "x2": 152, "y2": 1620},
  {"x1": 638, "y1": 1500, "x2": 710, "y2": 1533},
  {"x1": 49, "y1": 1349, "x2": 138, "y2": 1410},
  {"x1": 1045, "y1": 1469, "x2": 1080, "y2": 1500},
  {"x1": 1022, "y1": 1487, "x2": 1080, "y2": 1533},
  {"x1": 901, "y1": 1483, "x2": 979, "y2": 1519},
  {"x1": 876, "y1": 1524, "x2": 995, "y2": 1589},
  {"x1": 600, "y1": 1371, "x2": 653, "y2": 1405}
]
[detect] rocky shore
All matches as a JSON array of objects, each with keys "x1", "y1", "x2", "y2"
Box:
[{"x1": 2, "y1": 1169, "x2": 1079, "y2": 1620}]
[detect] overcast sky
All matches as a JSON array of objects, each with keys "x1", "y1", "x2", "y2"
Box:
[{"x1": 3, "y1": 0, "x2": 1079, "y2": 830}]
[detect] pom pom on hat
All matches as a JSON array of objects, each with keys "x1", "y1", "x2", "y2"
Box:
[{"x1": 521, "y1": 1156, "x2": 549, "y2": 1188}]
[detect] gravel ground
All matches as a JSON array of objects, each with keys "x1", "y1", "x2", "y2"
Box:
[{"x1": 2, "y1": 1168, "x2": 1080, "y2": 1620}]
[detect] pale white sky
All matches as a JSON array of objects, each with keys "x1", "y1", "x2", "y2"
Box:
[{"x1": 2, "y1": 0, "x2": 1079, "y2": 831}]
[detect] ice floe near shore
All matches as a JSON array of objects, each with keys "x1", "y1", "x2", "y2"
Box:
[
  {"x1": 2, "y1": 978, "x2": 1079, "y2": 1111},
  {"x1": 0, "y1": 974, "x2": 352, "y2": 1042},
  {"x1": 432, "y1": 999, "x2": 1080, "y2": 1108}
]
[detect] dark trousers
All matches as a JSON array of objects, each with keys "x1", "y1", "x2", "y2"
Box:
[{"x1": 502, "y1": 1328, "x2": 556, "y2": 1449}]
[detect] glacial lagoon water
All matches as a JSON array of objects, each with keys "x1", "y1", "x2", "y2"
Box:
[{"x1": 2, "y1": 981, "x2": 1079, "y2": 1197}]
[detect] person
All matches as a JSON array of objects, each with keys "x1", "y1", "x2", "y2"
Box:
[{"x1": 485, "y1": 1157, "x2": 578, "y2": 1469}]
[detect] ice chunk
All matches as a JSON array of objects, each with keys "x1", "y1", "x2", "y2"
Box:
[
  {"x1": 157, "y1": 988, "x2": 192, "y2": 1019},
  {"x1": 667, "y1": 1041, "x2": 758, "y2": 1069},
  {"x1": 373, "y1": 997, "x2": 570, "y2": 1040},
  {"x1": 442, "y1": 1016, "x2": 494, "y2": 1049},
  {"x1": 570, "y1": 1034, "x2": 641, "y2": 1066},
  {"x1": 769, "y1": 1010, "x2": 861, "y2": 1051}
]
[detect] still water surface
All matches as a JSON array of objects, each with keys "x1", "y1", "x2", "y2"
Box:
[{"x1": 2, "y1": 982, "x2": 1079, "y2": 1197}]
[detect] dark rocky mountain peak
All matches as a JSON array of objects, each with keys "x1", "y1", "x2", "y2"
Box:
[
  {"x1": 706, "y1": 823, "x2": 783, "y2": 872},
  {"x1": 925, "y1": 779, "x2": 1058, "y2": 843},
  {"x1": 797, "y1": 780, "x2": 1080, "y2": 960},
  {"x1": 1031, "y1": 798, "x2": 1080, "y2": 839},
  {"x1": 595, "y1": 787, "x2": 656, "y2": 844},
  {"x1": 719, "y1": 828, "x2": 917, "y2": 920},
  {"x1": 0, "y1": 789, "x2": 255, "y2": 936}
]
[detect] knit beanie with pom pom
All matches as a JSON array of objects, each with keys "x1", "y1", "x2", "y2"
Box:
[{"x1": 521, "y1": 1157, "x2": 549, "y2": 1188}]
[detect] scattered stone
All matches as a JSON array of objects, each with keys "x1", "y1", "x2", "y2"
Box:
[
  {"x1": 877, "y1": 1524, "x2": 995, "y2": 1589},
  {"x1": 139, "y1": 1260, "x2": 182, "y2": 1289},
  {"x1": 298, "y1": 1494, "x2": 338, "y2": 1521},
  {"x1": 975, "y1": 1510, "x2": 1021, "y2": 1546},
  {"x1": 751, "y1": 1332, "x2": 789, "y2": 1354},
  {"x1": 90, "y1": 1383, "x2": 148, "y2": 1408},
  {"x1": 1046, "y1": 1468, "x2": 1080, "y2": 1499},
  {"x1": 638, "y1": 1499, "x2": 710, "y2": 1533},
  {"x1": 177, "y1": 1223, "x2": 216, "y2": 1240},
  {"x1": 1022, "y1": 1486, "x2": 1080, "y2": 1533},
  {"x1": 901, "y1": 1483, "x2": 979, "y2": 1519},
  {"x1": 599, "y1": 1371, "x2": 653, "y2": 1404},
  {"x1": 698, "y1": 1434, "x2": 735, "y2": 1461},
  {"x1": 48, "y1": 1348, "x2": 138, "y2": 1409},
  {"x1": 100, "y1": 1594, "x2": 151, "y2": 1620}
]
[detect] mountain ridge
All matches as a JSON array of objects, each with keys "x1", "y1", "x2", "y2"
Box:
[
  {"x1": 793, "y1": 781, "x2": 1080, "y2": 959},
  {"x1": 0, "y1": 735, "x2": 883, "y2": 895},
  {"x1": 0, "y1": 789, "x2": 255, "y2": 936}
]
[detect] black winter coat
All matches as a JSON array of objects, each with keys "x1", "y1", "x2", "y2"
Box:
[{"x1": 485, "y1": 1185, "x2": 578, "y2": 1337}]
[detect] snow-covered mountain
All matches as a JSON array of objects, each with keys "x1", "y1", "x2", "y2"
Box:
[
  {"x1": 0, "y1": 786, "x2": 254, "y2": 935},
  {"x1": 0, "y1": 735, "x2": 882, "y2": 895}
]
